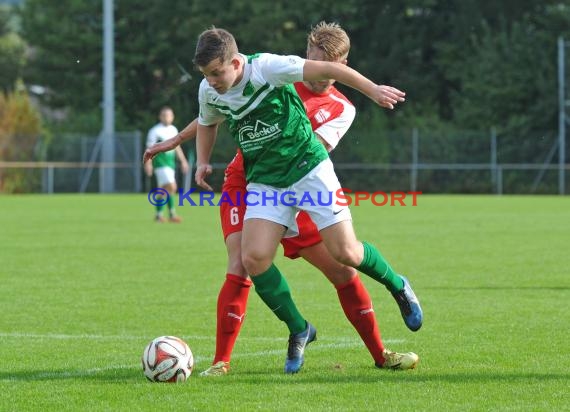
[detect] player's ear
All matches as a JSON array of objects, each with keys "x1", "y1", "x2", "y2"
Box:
[
  {"x1": 341, "y1": 58, "x2": 348, "y2": 66},
  {"x1": 231, "y1": 56, "x2": 241, "y2": 70}
]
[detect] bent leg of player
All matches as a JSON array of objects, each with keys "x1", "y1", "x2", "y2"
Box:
[
  {"x1": 335, "y1": 273, "x2": 419, "y2": 370},
  {"x1": 321, "y1": 223, "x2": 423, "y2": 332},
  {"x1": 297, "y1": 242, "x2": 385, "y2": 365},
  {"x1": 242, "y1": 199, "x2": 316, "y2": 374},
  {"x1": 287, "y1": 214, "x2": 419, "y2": 369},
  {"x1": 294, "y1": 158, "x2": 423, "y2": 332}
]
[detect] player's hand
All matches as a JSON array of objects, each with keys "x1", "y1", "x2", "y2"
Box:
[
  {"x1": 143, "y1": 141, "x2": 176, "y2": 164},
  {"x1": 195, "y1": 164, "x2": 213, "y2": 191},
  {"x1": 142, "y1": 148, "x2": 155, "y2": 165},
  {"x1": 370, "y1": 85, "x2": 406, "y2": 109},
  {"x1": 143, "y1": 144, "x2": 164, "y2": 164}
]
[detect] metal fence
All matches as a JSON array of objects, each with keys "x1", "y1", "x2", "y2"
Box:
[
  {"x1": 0, "y1": 131, "x2": 143, "y2": 193},
  {"x1": 0, "y1": 128, "x2": 568, "y2": 194},
  {"x1": 319, "y1": 128, "x2": 567, "y2": 195}
]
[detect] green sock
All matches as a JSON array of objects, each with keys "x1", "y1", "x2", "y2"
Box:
[
  {"x1": 356, "y1": 241, "x2": 404, "y2": 294},
  {"x1": 251, "y1": 264, "x2": 306, "y2": 334},
  {"x1": 167, "y1": 192, "x2": 175, "y2": 216},
  {"x1": 156, "y1": 202, "x2": 164, "y2": 216}
]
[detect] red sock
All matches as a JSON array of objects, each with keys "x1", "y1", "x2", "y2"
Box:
[
  {"x1": 336, "y1": 275, "x2": 385, "y2": 365},
  {"x1": 213, "y1": 274, "x2": 252, "y2": 364}
]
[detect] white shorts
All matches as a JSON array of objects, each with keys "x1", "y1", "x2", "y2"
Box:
[
  {"x1": 154, "y1": 167, "x2": 176, "y2": 186},
  {"x1": 244, "y1": 158, "x2": 352, "y2": 237}
]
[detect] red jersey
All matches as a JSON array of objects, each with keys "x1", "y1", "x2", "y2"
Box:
[{"x1": 294, "y1": 82, "x2": 355, "y2": 150}]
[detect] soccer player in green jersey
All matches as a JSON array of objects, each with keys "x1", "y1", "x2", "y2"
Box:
[
  {"x1": 192, "y1": 28, "x2": 423, "y2": 374},
  {"x1": 145, "y1": 24, "x2": 420, "y2": 376},
  {"x1": 144, "y1": 106, "x2": 189, "y2": 222}
]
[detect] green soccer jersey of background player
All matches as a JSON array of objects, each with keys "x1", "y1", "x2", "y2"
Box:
[{"x1": 146, "y1": 123, "x2": 178, "y2": 169}]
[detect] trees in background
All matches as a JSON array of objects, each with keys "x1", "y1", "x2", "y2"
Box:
[
  {"x1": 17, "y1": 0, "x2": 570, "y2": 133},
  {"x1": 0, "y1": 87, "x2": 44, "y2": 192},
  {"x1": 0, "y1": 5, "x2": 26, "y2": 93},
  {"x1": 0, "y1": 5, "x2": 44, "y2": 192},
  {"x1": 5, "y1": 0, "x2": 570, "y2": 172}
]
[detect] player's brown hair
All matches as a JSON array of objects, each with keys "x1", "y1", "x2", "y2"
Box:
[
  {"x1": 307, "y1": 21, "x2": 350, "y2": 61},
  {"x1": 193, "y1": 27, "x2": 238, "y2": 67}
]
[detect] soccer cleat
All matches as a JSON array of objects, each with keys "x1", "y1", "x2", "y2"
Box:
[
  {"x1": 199, "y1": 361, "x2": 230, "y2": 377},
  {"x1": 155, "y1": 215, "x2": 166, "y2": 223},
  {"x1": 392, "y1": 275, "x2": 423, "y2": 331},
  {"x1": 284, "y1": 322, "x2": 317, "y2": 374},
  {"x1": 169, "y1": 215, "x2": 182, "y2": 223},
  {"x1": 376, "y1": 349, "x2": 419, "y2": 370}
]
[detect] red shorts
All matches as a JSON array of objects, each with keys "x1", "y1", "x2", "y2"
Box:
[
  {"x1": 220, "y1": 167, "x2": 247, "y2": 240},
  {"x1": 281, "y1": 211, "x2": 322, "y2": 259}
]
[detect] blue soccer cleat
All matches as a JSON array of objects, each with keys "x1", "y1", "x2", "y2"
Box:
[
  {"x1": 284, "y1": 322, "x2": 317, "y2": 374},
  {"x1": 392, "y1": 276, "x2": 423, "y2": 331}
]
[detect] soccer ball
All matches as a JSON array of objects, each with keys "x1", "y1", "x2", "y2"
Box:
[{"x1": 142, "y1": 336, "x2": 194, "y2": 382}]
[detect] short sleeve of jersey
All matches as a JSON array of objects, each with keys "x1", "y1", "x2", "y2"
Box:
[
  {"x1": 258, "y1": 53, "x2": 305, "y2": 87},
  {"x1": 198, "y1": 79, "x2": 226, "y2": 126},
  {"x1": 146, "y1": 126, "x2": 157, "y2": 148},
  {"x1": 315, "y1": 101, "x2": 356, "y2": 151},
  {"x1": 146, "y1": 124, "x2": 179, "y2": 148}
]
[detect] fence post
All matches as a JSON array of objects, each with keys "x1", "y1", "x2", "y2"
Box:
[
  {"x1": 133, "y1": 131, "x2": 142, "y2": 193},
  {"x1": 490, "y1": 127, "x2": 497, "y2": 191},
  {"x1": 42, "y1": 167, "x2": 47, "y2": 193},
  {"x1": 47, "y1": 165, "x2": 54, "y2": 194},
  {"x1": 411, "y1": 128, "x2": 419, "y2": 192},
  {"x1": 558, "y1": 36, "x2": 566, "y2": 195},
  {"x1": 496, "y1": 166, "x2": 503, "y2": 195}
]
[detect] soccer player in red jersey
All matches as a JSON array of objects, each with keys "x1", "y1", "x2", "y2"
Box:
[{"x1": 144, "y1": 22, "x2": 421, "y2": 376}]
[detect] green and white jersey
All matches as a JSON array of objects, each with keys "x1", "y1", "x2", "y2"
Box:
[
  {"x1": 146, "y1": 123, "x2": 178, "y2": 169},
  {"x1": 198, "y1": 53, "x2": 328, "y2": 187}
]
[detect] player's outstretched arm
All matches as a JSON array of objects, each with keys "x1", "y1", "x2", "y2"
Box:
[
  {"x1": 142, "y1": 118, "x2": 199, "y2": 164},
  {"x1": 195, "y1": 123, "x2": 219, "y2": 191},
  {"x1": 303, "y1": 60, "x2": 405, "y2": 109}
]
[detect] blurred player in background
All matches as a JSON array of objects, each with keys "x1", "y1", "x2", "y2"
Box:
[
  {"x1": 144, "y1": 106, "x2": 189, "y2": 222},
  {"x1": 144, "y1": 22, "x2": 422, "y2": 375}
]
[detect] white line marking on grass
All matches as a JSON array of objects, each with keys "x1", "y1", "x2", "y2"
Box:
[
  {"x1": 0, "y1": 332, "x2": 405, "y2": 344},
  {"x1": 0, "y1": 339, "x2": 406, "y2": 381},
  {"x1": 0, "y1": 332, "x2": 211, "y2": 341}
]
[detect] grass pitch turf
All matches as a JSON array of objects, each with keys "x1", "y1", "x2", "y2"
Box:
[{"x1": 0, "y1": 194, "x2": 568, "y2": 411}]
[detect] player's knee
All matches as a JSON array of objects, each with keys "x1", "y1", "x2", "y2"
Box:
[
  {"x1": 163, "y1": 182, "x2": 176, "y2": 193},
  {"x1": 331, "y1": 244, "x2": 362, "y2": 267},
  {"x1": 325, "y1": 265, "x2": 357, "y2": 286},
  {"x1": 241, "y1": 250, "x2": 271, "y2": 275}
]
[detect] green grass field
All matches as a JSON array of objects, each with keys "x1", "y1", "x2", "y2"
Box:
[{"x1": 1, "y1": 194, "x2": 569, "y2": 411}]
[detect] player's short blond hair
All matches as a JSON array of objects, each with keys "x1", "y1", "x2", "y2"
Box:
[{"x1": 307, "y1": 21, "x2": 350, "y2": 61}]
